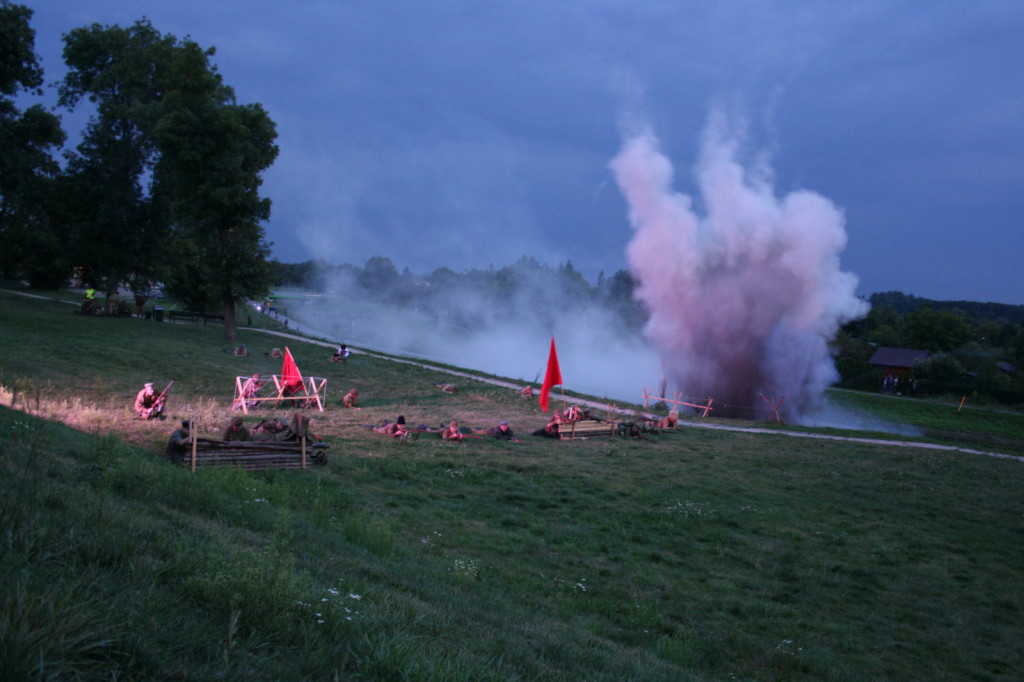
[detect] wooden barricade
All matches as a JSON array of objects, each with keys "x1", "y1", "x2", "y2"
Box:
[
  {"x1": 642, "y1": 388, "x2": 714, "y2": 417},
  {"x1": 560, "y1": 404, "x2": 618, "y2": 440},
  {"x1": 184, "y1": 426, "x2": 327, "y2": 472},
  {"x1": 231, "y1": 375, "x2": 327, "y2": 413}
]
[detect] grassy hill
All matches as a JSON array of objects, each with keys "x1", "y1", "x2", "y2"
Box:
[{"x1": 1, "y1": 289, "x2": 1022, "y2": 681}]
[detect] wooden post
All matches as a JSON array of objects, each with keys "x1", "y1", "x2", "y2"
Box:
[
  {"x1": 301, "y1": 435, "x2": 307, "y2": 470},
  {"x1": 958, "y1": 395, "x2": 967, "y2": 412},
  {"x1": 232, "y1": 376, "x2": 248, "y2": 414},
  {"x1": 190, "y1": 420, "x2": 197, "y2": 473}
]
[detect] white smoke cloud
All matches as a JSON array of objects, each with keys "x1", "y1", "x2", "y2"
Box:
[
  {"x1": 293, "y1": 267, "x2": 663, "y2": 405},
  {"x1": 610, "y1": 109, "x2": 867, "y2": 421}
]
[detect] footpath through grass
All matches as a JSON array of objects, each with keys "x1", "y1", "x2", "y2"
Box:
[{"x1": 1, "y1": 289, "x2": 1023, "y2": 681}]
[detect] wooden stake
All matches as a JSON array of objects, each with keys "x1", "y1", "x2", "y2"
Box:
[{"x1": 190, "y1": 420, "x2": 197, "y2": 473}]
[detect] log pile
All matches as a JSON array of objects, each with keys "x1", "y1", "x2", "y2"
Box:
[
  {"x1": 178, "y1": 438, "x2": 329, "y2": 471},
  {"x1": 560, "y1": 419, "x2": 616, "y2": 440}
]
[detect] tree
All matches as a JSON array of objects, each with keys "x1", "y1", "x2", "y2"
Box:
[
  {"x1": 58, "y1": 19, "x2": 178, "y2": 297},
  {"x1": 0, "y1": 1, "x2": 66, "y2": 286},
  {"x1": 902, "y1": 307, "x2": 974, "y2": 352},
  {"x1": 358, "y1": 256, "x2": 400, "y2": 293},
  {"x1": 154, "y1": 41, "x2": 278, "y2": 340}
]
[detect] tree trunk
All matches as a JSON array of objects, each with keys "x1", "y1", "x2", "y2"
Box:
[{"x1": 223, "y1": 299, "x2": 237, "y2": 341}]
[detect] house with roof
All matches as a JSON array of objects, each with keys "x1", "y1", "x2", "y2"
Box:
[{"x1": 868, "y1": 347, "x2": 931, "y2": 378}]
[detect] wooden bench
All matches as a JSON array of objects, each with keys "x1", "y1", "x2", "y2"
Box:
[
  {"x1": 202, "y1": 312, "x2": 225, "y2": 325},
  {"x1": 168, "y1": 310, "x2": 199, "y2": 324},
  {"x1": 560, "y1": 419, "x2": 616, "y2": 440},
  {"x1": 178, "y1": 438, "x2": 328, "y2": 471}
]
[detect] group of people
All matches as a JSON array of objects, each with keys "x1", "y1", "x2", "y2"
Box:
[
  {"x1": 366, "y1": 417, "x2": 521, "y2": 442},
  {"x1": 163, "y1": 413, "x2": 318, "y2": 460}
]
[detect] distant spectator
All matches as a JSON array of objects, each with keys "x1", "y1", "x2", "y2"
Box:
[{"x1": 331, "y1": 344, "x2": 350, "y2": 362}]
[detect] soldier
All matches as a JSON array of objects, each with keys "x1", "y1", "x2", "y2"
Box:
[
  {"x1": 221, "y1": 416, "x2": 251, "y2": 442},
  {"x1": 486, "y1": 420, "x2": 520, "y2": 442},
  {"x1": 164, "y1": 420, "x2": 192, "y2": 460},
  {"x1": 657, "y1": 410, "x2": 679, "y2": 429},
  {"x1": 134, "y1": 382, "x2": 166, "y2": 420},
  {"x1": 373, "y1": 415, "x2": 409, "y2": 438},
  {"x1": 236, "y1": 373, "x2": 264, "y2": 411},
  {"x1": 441, "y1": 420, "x2": 464, "y2": 441}
]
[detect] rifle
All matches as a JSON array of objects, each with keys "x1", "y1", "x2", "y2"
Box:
[
  {"x1": 155, "y1": 380, "x2": 173, "y2": 407},
  {"x1": 242, "y1": 378, "x2": 269, "y2": 397}
]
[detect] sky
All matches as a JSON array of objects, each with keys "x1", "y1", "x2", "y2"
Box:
[{"x1": 21, "y1": 0, "x2": 1024, "y2": 305}]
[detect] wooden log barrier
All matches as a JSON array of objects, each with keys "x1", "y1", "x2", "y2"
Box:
[{"x1": 180, "y1": 437, "x2": 328, "y2": 471}]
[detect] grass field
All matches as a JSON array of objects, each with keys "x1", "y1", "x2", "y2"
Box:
[{"x1": 1, "y1": 289, "x2": 1022, "y2": 681}]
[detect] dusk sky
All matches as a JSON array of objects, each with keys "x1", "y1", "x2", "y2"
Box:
[{"x1": 23, "y1": 1, "x2": 1024, "y2": 305}]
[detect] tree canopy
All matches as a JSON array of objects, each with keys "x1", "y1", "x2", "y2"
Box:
[
  {"x1": 0, "y1": 1, "x2": 66, "y2": 287},
  {"x1": 52, "y1": 17, "x2": 277, "y2": 339}
]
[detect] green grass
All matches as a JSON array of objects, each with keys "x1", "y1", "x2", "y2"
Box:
[
  {"x1": 828, "y1": 389, "x2": 1024, "y2": 456},
  {"x1": 1, "y1": 288, "x2": 1023, "y2": 681}
]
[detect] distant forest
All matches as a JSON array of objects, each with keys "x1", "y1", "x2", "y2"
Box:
[{"x1": 866, "y1": 291, "x2": 1024, "y2": 325}]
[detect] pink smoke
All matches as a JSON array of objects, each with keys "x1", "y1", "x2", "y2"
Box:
[{"x1": 610, "y1": 111, "x2": 867, "y2": 420}]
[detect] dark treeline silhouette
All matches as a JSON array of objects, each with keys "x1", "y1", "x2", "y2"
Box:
[
  {"x1": 270, "y1": 256, "x2": 649, "y2": 334},
  {"x1": 867, "y1": 291, "x2": 1024, "y2": 325}
]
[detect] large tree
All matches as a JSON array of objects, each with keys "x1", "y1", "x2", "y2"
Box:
[
  {"x1": 58, "y1": 21, "x2": 277, "y2": 337},
  {"x1": 58, "y1": 19, "x2": 177, "y2": 297},
  {"x1": 0, "y1": 1, "x2": 66, "y2": 287},
  {"x1": 155, "y1": 41, "x2": 278, "y2": 340}
]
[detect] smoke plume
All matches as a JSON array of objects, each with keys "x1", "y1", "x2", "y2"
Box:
[{"x1": 610, "y1": 110, "x2": 867, "y2": 420}]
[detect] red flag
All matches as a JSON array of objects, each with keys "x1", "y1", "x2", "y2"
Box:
[
  {"x1": 281, "y1": 346, "x2": 304, "y2": 390},
  {"x1": 539, "y1": 336, "x2": 562, "y2": 413}
]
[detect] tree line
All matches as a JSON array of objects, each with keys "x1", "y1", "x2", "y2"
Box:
[
  {"x1": 270, "y1": 256, "x2": 649, "y2": 334},
  {"x1": 0, "y1": 3, "x2": 275, "y2": 339},
  {"x1": 833, "y1": 293, "x2": 1024, "y2": 404}
]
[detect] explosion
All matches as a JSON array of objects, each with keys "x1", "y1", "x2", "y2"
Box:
[{"x1": 610, "y1": 110, "x2": 867, "y2": 420}]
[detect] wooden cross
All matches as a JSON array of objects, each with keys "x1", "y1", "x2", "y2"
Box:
[
  {"x1": 641, "y1": 388, "x2": 715, "y2": 417},
  {"x1": 761, "y1": 391, "x2": 782, "y2": 421}
]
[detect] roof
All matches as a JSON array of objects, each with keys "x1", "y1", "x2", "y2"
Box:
[{"x1": 868, "y1": 347, "x2": 931, "y2": 368}]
